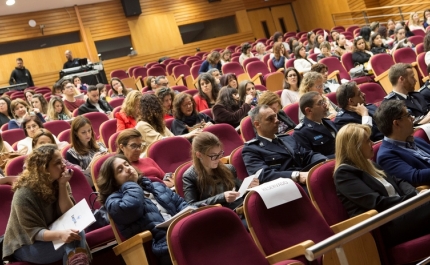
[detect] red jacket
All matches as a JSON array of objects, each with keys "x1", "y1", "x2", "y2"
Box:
[
  {"x1": 115, "y1": 112, "x2": 137, "y2": 131},
  {"x1": 193, "y1": 94, "x2": 209, "y2": 112}
]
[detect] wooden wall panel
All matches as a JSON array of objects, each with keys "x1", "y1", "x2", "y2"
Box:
[
  {"x1": 243, "y1": 0, "x2": 293, "y2": 10},
  {"x1": 271, "y1": 5, "x2": 299, "y2": 33},
  {"x1": 247, "y1": 9, "x2": 277, "y2": 39},
  {"x1": 0, "y1": 7, "x2": 79, "y2": 42}
]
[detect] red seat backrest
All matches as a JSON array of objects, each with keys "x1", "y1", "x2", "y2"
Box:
[{"x1": 202, "y1": 124, "x2": 244, "y2": 155}]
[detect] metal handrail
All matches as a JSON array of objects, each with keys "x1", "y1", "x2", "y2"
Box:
[{"x1": 305, "y1": 190, "x2": 430, "y2": 261}]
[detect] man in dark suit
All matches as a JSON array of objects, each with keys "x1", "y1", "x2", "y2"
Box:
[
  {"x1": 382, "y1": 63, "x2": 430, "y2": 125},
  {"x1": 242, "y1": 105, "x2": 326, "y2": 185},
  {"x1": 294, "y1": 91, "x2": 337, "y2": 157},
  {"x1": 375, "y1": 100, "x2": 430, "y2": 186},
  {"x1": 334, "y1": 81, "x2": 383, "y2": 142}
]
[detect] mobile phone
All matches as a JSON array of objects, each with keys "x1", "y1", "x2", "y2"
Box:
[{"x1": 163, "y1": 173, "x2": 173, "y2": 181}]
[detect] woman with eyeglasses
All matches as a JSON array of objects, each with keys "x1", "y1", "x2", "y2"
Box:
[
  {"x1": 61, "y1": 80, "x2": 85, "y2": 113},
  {"x1": 334, "y1": 123, "x2": 430, "y2": 247},
  {"x1": 97, "y1": 154, "x2": 187, "y2": 265},
  {"x1": 352, "y1": 36, "x2": 373, "y2": 69},
  {"x1": 194, "y1": 73, "x2": 219, "y2": 112},
  {"x1": 0, "y1": 97, "x2": 13, "y2": 128},
  {"x1": 115, "y1": 90, "x2": 141, "y2": 131},
  {"x1": 212, "y1": 86, "x2": 252, "y2": 128},
  {"x1": 298, "y1": 72, "x2": 339, "y2": 121},
  {"x1": 46, "y1": 97, "x2": 72, "y2": 121},
  {"x1": 281, "y1": 67, "x2": 301, "y2": 106},
  {"x1": 110, "y1": 77, "x2": 128, "y2": 99},
  {"x1": 183, "y1": 132, "x2": 259, "y2": 210},
  {"x1": 294, "y1": 44, "x2": 317, "y2": 73},
  {"x1": 31, "y1": 94, "x2": 48, "y2": 119},
  {"x1": 155, "y1": 87, "x2": 175, "y2": 120},
  {"x1": 17, "y1": 115, "x2": 66, "y2": 155},
  {"x1": 8, "y1": 98, "x2": 45, "y2": 130},
  {"x1": 171, "y1": 93, "x2": 213, "y2": 139},
  {"x1": 135, "y1": 94, "x2": 174, "y2": 156},
  {"x1": 116, "y1": 129, "x2": 174, "y2": 187},
  {"x1": 238, "y1": 80, "x2": 261, "y2": 106}
]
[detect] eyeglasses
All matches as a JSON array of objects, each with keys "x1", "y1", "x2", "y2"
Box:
[
  {"x1": 314, "y1": 99, "x2": 327, "y2": 106},
  {"x1": 65, "y1": 85, "x2": 74, "y2": 89},
  {"x1": 159, "y1": 82, "x2": 169, "y2": 86},
  {"x1": 112, "y1": 82, "x2": 121, "y2": 87},
  {"x1": 25, "y1": 124, "x2": 39, "y2": 131},
  {"x1": 396, "y1": 111, "x2": 414, "y2": 120},
  {"x1": 205, "y1": 150, "x2": 225, "y2": 161},
  {"x1": 127, "y1": 143, "x2": 146, "y2": 150}
]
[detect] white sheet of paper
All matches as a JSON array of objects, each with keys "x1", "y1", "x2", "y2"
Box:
[
  {"x1": 155, "y1": 205, "x2": 197, "y2": 228},
  {"x1": 49, "y1": 199, "x2": 96, "y2": 250},
  {"x1": 249, "y1": 178, "x2": 302, "y2": 209},
  {"x1": 236, "y1": 168, "x2": 263, "y2": 200}
]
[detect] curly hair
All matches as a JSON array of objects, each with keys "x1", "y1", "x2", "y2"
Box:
[
  {"x1": 139, "y1": 94, "x2": 166, "y2": 134},
  {"x1": 121, "y1": 90, "x2": 141, "y2": 117},
  {"x1": 13, "y1": 144, "x2": 60, "y2": 203},
  {"x1": 299, "y1": 72, "x2": 323, "y2": 96},
  {"x1": 173, "y1": 92, "x2": 197, "y2": 120},
  {"x1": 110, "y1": 77, "x2": 128, "y2": 97},
  {"x1": 155, "y1": 87, "x2": 175, "y2": 114}
]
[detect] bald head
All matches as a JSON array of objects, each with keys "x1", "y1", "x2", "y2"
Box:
[{"x1": 65, "y1": 50, "x2": 73, "y2": 61}]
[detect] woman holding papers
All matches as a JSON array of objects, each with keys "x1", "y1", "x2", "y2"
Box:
[
  {"x1": 334, "y1": 124, "x2": 430, "y2": 247},
  {"x1": 2, "y1": 144, "x2": 91, "y2": 264},
  {"x1": 97, "y1": 154, "x2": 188, "y2": 265},
  {"x1": 183, "y1": 132, "x2": 259, "y2": 211}
]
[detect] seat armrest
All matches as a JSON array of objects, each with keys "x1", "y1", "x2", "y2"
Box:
[
  {"x1": 250, "y1": 73, "x2": 263, "y2": 83},
  {"x1": 265, "y1": 240, "x2": 314, "y2": 264},
  {"x1": 113, "y1": 231, "x2": 152, "y2": 256},
  {"x1": 330, "y1": 210, "x2": 378, "y2": 233},
  {"x1": 328, "y1": 70, "x2": 340, "y2": 82},
  {"x1": 374, "y1": 69, "x2": 389, "y2": 82}
]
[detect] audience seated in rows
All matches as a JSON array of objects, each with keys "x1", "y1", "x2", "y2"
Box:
[
  {"x1": 115, "y1": 90, "x2": 141, "y2": 131},
  {"x1": 254, "y1": 42, "x2": 267, "y2": 61},
  {"x1": 294, "y1": 44, "x2": 316, "y2": 73},
  {"x1": 352, "y1": 36, "x2": 373, "y2": 70},
  {"x1": 334, "y1": 82, "x2": 383, "y2": 142},
  {"x1": 311, "y1": 63, "x2": 339, "y2": 93},
  {"x1": 238, "y1": 80, "x2": 260, "y2": 106},
  {"x1": 271, "y1": 42, "x2": 287, "y2": 71},
  {"x1": 46, "y1": 97, "x2": 72, "y2": 121},
  {"x1": 30, "y1": 94, "x2": 48, "y2": 120},
  {"x1": 258, "y1": 91, "x2": 296, "y2": 134},
  {"x1": 212, "y1": 86, "x2": 252, "y2": 128},
  {"x1": 171, "y1": 92, "x2": 213, "y2": 139},
  {"x1": 239, "y1": 43, "x2": 254, "y2": 65},
  {"x1": 242, "y1": 105, "x2": 326, "y2": 187},
  {"x1": 294, "y1": 91, "x2": 337, "y2": 157},
  {"x1": 370, "y1": 32, "x2": 390, "y2": 55},
  {"x1": 219, "y1": 73, "x2": 238, "y2": 89},
  {"x1": 198, "y1": 51, "x2": 222, "y2": 74},
  {"x1": 317, "y1": 41, "x2": 340, "y2": 62},
  {"x1": 62, "y1": 80, "x2": 85, "y2": 112},
  {"x1": 110, "y1": 77, "x2": 128, "y2": 99},
  {"x1": 155, "y1": 87, "x2": 175, "y2": 120},
  {"x1": 220, "y1": 49, "x2": 231, "y2": 65}
]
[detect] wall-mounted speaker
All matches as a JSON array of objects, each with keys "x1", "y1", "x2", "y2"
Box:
[{"x1": 120, "y1": 0, "x2": 142, "y2": 17}]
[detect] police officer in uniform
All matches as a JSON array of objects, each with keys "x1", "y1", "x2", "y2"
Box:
[
  {"x1": 242, "y1": 105, "x2": 326, "y2": 187},
  {"x1": 334, "y1": 82, "x2": 383, "y2": 142},
  {"x1": 294, "y1": 92, "x2": 337, "y2": 158},
  {"x1": 382, "y1": 63, "x2": 430, "y2": 125}
]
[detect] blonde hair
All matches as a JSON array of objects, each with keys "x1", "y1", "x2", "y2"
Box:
[
  {"x1": 121, "y1": 90, "x2": 142, "y2": 117},
  {"x1": 409, "y1": 12, "x2": 421, "y2": 27},
  {"x1": 335, "y1": 124, "x2": 386, "y2": 178},
  {"x1": 299, "y1": 72, "x2": 323, "y2": 96},
  {"x1": 46, "y1": 97, "x2": 72, "y2": 120}
]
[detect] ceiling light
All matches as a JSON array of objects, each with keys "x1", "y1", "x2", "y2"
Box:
[{"x1": 6, "y1": 0, "x2": 15, "y2": 6}]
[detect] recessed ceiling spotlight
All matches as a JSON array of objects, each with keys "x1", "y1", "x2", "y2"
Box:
[{"x1": 6, "y1": 0, "x2": 15, "y2": 6}]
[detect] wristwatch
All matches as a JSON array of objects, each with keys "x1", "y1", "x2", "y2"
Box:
[{"x1": 291, "y1": 171, "x2": 300, "y2": 182}]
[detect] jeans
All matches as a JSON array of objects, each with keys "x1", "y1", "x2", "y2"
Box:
[{"x1": 14, "y1": 230, "x2": 87, "y2": 265}]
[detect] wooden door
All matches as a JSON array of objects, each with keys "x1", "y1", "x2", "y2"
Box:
[
  {"x1": 247, "y1": 8, "x2": 277, "y2": 39},
  {"x1": 270, "y1": 4, "x2": 298, "y2": 33}
]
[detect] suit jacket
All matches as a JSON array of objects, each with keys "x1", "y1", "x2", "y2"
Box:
[
  {"x1": 419, "y1": 81, "x2": 430, "y2": 107},
  {"x1": 334, "y1": 104, "x2": 383, "y2": 142},
  {"x1": 383, "y1": 91, "x2": 429, "y2": 118},
  {"x1": 376, "y1": 137, "x2": 430, "y2": 186},
  {"x1": 293, "y1": 117, "x2": 337, "y2": 157},
  {"x1": 335, "y1": 163, "x2": 416, "y2": 217},
  {"x1": 242, "y1": 134, "x2": 326, "y2": 183}
]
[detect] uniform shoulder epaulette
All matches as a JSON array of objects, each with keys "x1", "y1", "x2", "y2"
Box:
[
  {"x1": 419, "y1": 85, "x2": 427, "y2": 92},
  {"x1": 384, "y1": 92, "x2": 396, "y2": 99},
  {"x1": 294, "y1": 122, "x2": 304, "y2": 130},
  {"x1": 245, "y1": 138, "x2": 259, "y2": 145}
]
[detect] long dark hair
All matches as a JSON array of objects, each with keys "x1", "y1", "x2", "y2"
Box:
[
  {"x1": 139, "y1": 94, "x2": 166, "y2": 134},
  {"x1": 97, "y1": 154, "x2": 131, "y2": 204},
  {"x1": 215, "y1": 86, "x2": 239, "y2": 110},
  {"x1": 191, "y1": 132, "x2": 235, "y2": 196},
  {"x1": 197, "y1": 73, "x2": 219, "y2": 104},
  {"x1": 0, "y1": 97, "x2": 13, "y2": 118},
  {"x1": 71, "y1": 116, "x2": 99, "y2": 155},
  {"x1": 173, "y1": 92, "x2": 197, "y2": 120}
]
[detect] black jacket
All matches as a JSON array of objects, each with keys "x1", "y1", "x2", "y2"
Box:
[
  {"x1": 78, "y1": 99, "x2": 113, "y2": 115},
  {"x1": 383, "y1": 91, "x2": 429, "y2": 120},
  {"x1": 63, "y1": 59, "x2": 80, "y2": 69},
  {"x1": 334, "y1": 163, "x2": 416, "y2": 217},
  {"x1": 9, "y1": 67, "x2": 34, "y2": 87},
  {"x1": 370, "y1": 46, "x2": 387, "y2": 55},
  {"x1": 352, "y1": 51, "x2": 371, "y2": 65},
  {"x1": 171, "y1": 113, "x2": 214, "y2": 136}
]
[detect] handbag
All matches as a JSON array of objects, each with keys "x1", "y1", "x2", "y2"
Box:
[
  {"x1": 349, "y1": 64, "x2": 366, "y2": 79},
  {"x1": 0, "y1": 152, "x2": 22, "y2": 170},
  {"x1": 85, "y1": 192, "x2": 110, "y2": 233}
]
